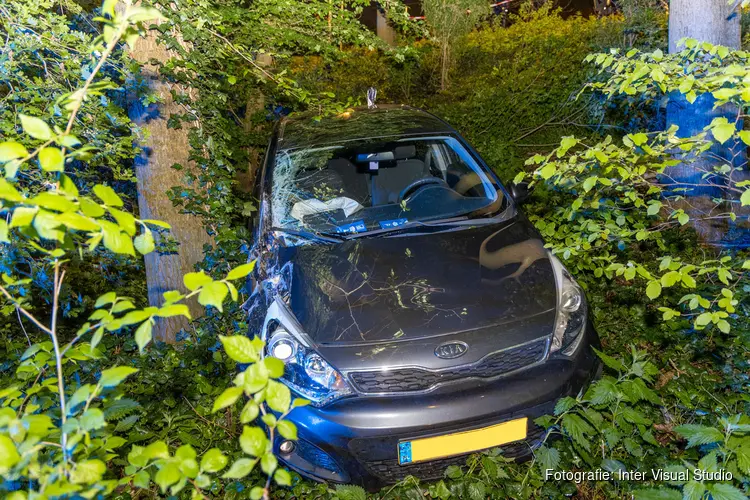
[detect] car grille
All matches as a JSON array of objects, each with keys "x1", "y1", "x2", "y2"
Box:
[
  {"x1": 360, "y1": 422, "x2": 547, "y2": 483},
  {"x1": 348, "y1": 337, "x2": 548, "y2": 394}
]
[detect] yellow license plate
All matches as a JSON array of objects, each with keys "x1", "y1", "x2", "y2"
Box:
[{"x1": 398, "y1": 417, "x2": 527, "y2": 465}]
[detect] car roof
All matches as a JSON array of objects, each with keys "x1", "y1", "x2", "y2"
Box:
[{"x1": 275, "y1": 104, "x2": 455, "y2": 151}]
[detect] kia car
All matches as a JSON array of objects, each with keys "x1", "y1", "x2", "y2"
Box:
[{"x1": 243, "y1": 105, "x2": 601, "y2": 488}]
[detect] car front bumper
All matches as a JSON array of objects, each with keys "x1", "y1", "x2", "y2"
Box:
[{"x1": 276, "y1": 324, "x2": 601, "y2": 489}]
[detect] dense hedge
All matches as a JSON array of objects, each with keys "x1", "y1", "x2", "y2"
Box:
[{"x1": 291, "y1": 7, "x2": 667, "y2": 182}]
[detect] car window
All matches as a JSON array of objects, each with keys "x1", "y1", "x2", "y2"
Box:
[{"x1": 270, "y1": 135, "x2": 505, "y2": 239}]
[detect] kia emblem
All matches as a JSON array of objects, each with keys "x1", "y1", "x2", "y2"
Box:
[{"x1": 435, "y1": 341, "x2": 468, "y2": 359}]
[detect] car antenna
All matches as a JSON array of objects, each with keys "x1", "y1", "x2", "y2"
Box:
[{"x1": 367, "y1": 87, "x2": 377, "y2": 109}]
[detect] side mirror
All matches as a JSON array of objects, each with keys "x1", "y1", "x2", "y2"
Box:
[{"x1": 510, "y1": 182, "x2": 532, "y2": 204}]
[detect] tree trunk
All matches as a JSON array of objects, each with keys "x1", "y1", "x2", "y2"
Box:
[
  {"x1": 127, "y1": 25, "x2": 214, "y2": 343},
  {"x1": 668, "y1": 0, "x2": 740, "y2": 54},
  {"x1": 665, "y1": 0, "x2": 743, "y2": 243},
  {"x1": 440, "y1": 42, "x2": 450, "y2": 91}
]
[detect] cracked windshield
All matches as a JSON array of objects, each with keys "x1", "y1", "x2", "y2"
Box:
[{"x1": 271, "y1": 136, "x2": 504, "y2": 239}]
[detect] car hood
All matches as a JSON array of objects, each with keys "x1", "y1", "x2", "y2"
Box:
[{"x1": 278, "y1": 217, "x2": 557, "y2": 358}]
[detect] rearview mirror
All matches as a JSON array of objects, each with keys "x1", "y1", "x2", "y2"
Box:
[
  {"x1": 510, "y1": 182, "x2": 532, "y2": 204},
  {"x1": 355, "y1": 151, "x2": 395, "y2": 163}
]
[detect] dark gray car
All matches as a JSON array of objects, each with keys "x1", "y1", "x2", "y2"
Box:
[{"x1": 244, "y1": 105, "x2": 601, "y2": 488}]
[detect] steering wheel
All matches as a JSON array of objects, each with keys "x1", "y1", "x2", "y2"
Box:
[{"x1": 397, "y1": 177, "x2": 448, "y2": 203}]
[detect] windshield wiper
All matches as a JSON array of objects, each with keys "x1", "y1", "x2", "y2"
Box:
[{"x1": 270, "y1": 226, "x2": 346, "y2": 243}]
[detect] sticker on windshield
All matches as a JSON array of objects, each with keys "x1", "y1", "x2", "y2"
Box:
[
  {"x1": 335, "y1": 220, "x2": 367, "y2": 234},
  {"x1": 379, "y1": 218, "x2": 408, "y2": 229}
]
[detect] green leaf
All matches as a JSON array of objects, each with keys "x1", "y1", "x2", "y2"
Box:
[
  {"x1": 0, "y1": 220, "x2": 8, "y2": 244},
  {"x1": 219, "y1": 335, "x2": 260, "y2": 363},
  {"x1": 630, "y1": 133, "x2": 648, "y2": 146},
  {"x1": 633, "y1": 488, "x2": 682, "y2": 500},
  {"x1": 200, "y1": 448, "x2": 228, "y2": 473},
  {"x1": 128, "y1": 445, "x2": 148, "y2": 467},
  {"x1": 539, "y1": 163, "x2": 556, "y2": 180},
  {"x1": 711, "y1": 121, "x2": 736, "y2": 144},
  {"x1": 561, "y1": 413, "x2": 593, "y2": 450},
  {"x1": 38, "y1": 147, "x2": 64, "y2": 172},
  {"x1": 554, "y1": 396, "x2": 577, "y2": 415},
  {"x1": 183, "y1": 271, "x2": 213, "y2": 291},
  {"x1": 0, "y1": 142, "x2": 28, "y2": 162},
  {"x1": 80, "y1": 198, "x2": 105, "y2": 217},
  {"x1": 222, "y1": 458, "x2": 257, "y2": 479},
  {"x1": 31, "y1": 193, "x2": 76, "y2": 213},
  {"x1": 103, "y1": 228, "x2": 135, "y2": 256},
  {"x1": 620, "y1": 378, "x2": 660, "y2": 404},
  {"x1": 80, "y1": 408, "x2": 105, "y2": 431},
  {"x1": 239, "y1": 426, "x2": 267, "y2": 457},
  {"x1": 740, "y1": 188, "x2": 750, "y2": 207},
  {"x1": 95, "y1": 291, "x2": 117, "y2": 308},
  {"x1": 22, "y1": 414, "x2": 53, "y2": 436},
  {"x1": 226, "y1": 261, "x2": 256, "y2": 280},
  {"x1": 646, "y1": 281, "x2": 662, "y2": 300},
  {"x1": 135, "y1": 320, "x2": 153, "y2": 353},
  {"x1": 587, "y1": 377, "x2": 619, "y2": 405},
  {"x1": 0, "y1": 435, "x2": 20, "y2": 473},
  {"x1": 19, "y1": 114, "x2": 53, "y2": 140},
  {"x1": 675, "y1": 424, "x2": 724, "y2": 448},
  {"x1": 93, "y1": 184, "x2": 124, "y2": 207},
  {"x1": 260, "y1": 452, "x2": 277, "y2": 475},
  {"x1": 243, "y1": 360, "x2": 269, "y2": 393},
  {"x1": 582, "y1": 176, "x2": 598, "y2": 193},
  {"x1": 133, "y1": 470, "x2": 150, "y2": 488},
  {"x1": 467, "y1": 482, "x2": 486, "y2": 500},
  {"x1": 265, "y1": 380, "x2": 291, "y2": 413},
  {"x1": 706, "y1": 483, "x2": 747, "y2": 500},
  {"x1": 695, "y1": 312, "x2": 712, "y2": 328},
  {"x1": 0, "y1": 179, "x2": 23, "y2": 202},
  {"x1": 134, "y1": 230, "x2": 155, "y2": 254},
  {"x1": 198, "y1": 281, "x2": 229, "y2": 311},
  {"x1": 70, "y1": 459, "x2": 106, "y2": 484},
  {"x1": 264, "y1": 356, "x2": 285, "y2": 378},
  {"x1": 274, "y1": 468, "x2": 292, "y2": 486},
  {"x1": 335, "y1": 484, "x2": 367, "y2": 500},
  {"x1": 558, "y1": 136, "x2": 577, "y2": 155},
  {"x1": 661, "y1": 271, "x2": 681, "y2": 287},
  {"x1": 100, "y1": 366, "x2": 139, "y2": 388},
  {"x1": 144, "y1": 441, "x2": 169, "y2": 459},
  {"x1": 127, "y1": 5, "x2": 166, "y2": 22},
  {"x1": 277, "y1": 419, "x2": 297, "y2": 440},
  {"x1": 154, "y1": 461, "x2": 181, "y2": 492},
  {"x1": 535, "y1": 445, "x2": 560, "y2": 473},
  {"x1": 593, "y1": 347, "x2": 627, "y2": 372},
  {"x1": 683, "y1": 480, "x2": 706, "y2": 500},
  {"x1": 647, "y1": 201, "x2": 662, "y2": 216},
  {"x1": 109, "y1": 208, "x2": 136, "y2": 235},
  {"x1": 212, "y1": 386, "x2": 244, "y2": 413},
  {"x1": 240, "y1": 400, "x2": 260, "y2": 424}
]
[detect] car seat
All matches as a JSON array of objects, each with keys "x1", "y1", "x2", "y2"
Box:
[
  {"x1": 327, "y1": 158, "x2": 370, "y2": 205},
  {"x1": 371, "y1": 145, "x2": 429, "y2": 205}
]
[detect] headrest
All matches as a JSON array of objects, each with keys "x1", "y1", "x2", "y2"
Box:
[{"x1": 393, "y1": 145, "x2": 416, "y2": 160}]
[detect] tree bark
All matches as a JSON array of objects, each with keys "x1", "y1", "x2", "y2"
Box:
[
  {"x1": 668, "y1": 0, "x2": 740, "y2": 54},
  {"x1": 128, "y1": 25, "x2": 213, "y2": 343},
  {"x1": 664, "y1": 1, "x2": 744, "y2": 243}
]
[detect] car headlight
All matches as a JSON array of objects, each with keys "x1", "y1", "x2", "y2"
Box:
[
  {"x1": 549, "y1": 254, "x2": 587, "y2": 356},
  {"x1": 266, "y1": 327, "x2": 353, "y2": 407}
]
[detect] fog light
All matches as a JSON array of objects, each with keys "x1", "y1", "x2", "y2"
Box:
[
  {"x1": 268, "y1": 329, "x2": 297, "y2": 362},
  {"x1": 272, "y1": 340, "x2": 294, "y2": 361},
  {"x1": 279, "y1": 440, "x2": 295, "y2": 454}
]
